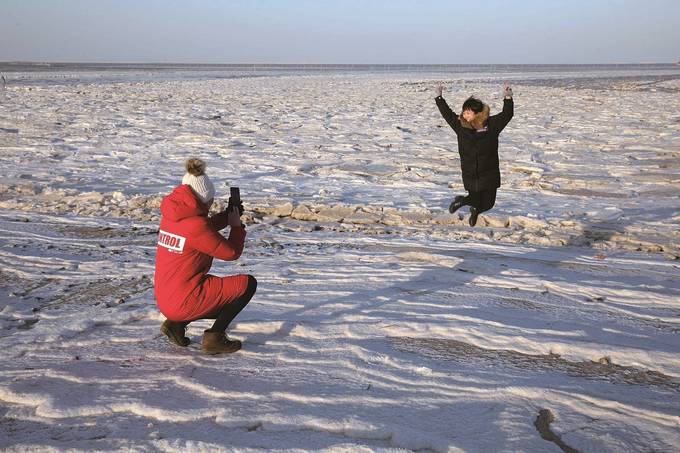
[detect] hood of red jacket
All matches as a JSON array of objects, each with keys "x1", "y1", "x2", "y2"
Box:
[{"x1": 160, "y1": 184, "x2": 207, "y2": 222}]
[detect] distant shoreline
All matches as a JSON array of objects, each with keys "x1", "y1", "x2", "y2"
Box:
[{"x1": 1, "y1": 62, "x2": 678, "y2": 73}]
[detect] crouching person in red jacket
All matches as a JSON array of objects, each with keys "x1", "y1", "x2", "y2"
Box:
[{"x1": 154, "y1": 158, "x2": 257, "y2": 354}]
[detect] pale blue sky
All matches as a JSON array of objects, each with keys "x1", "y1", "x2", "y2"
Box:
[{"x1": 2, "y1": 0, "x2": 679, "y2": 63}]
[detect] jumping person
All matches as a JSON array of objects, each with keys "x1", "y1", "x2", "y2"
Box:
[
  {"x1": 435, "y1": 83, "x2": 514, "y2": 226},
  {"x1": 154, "y1": 158, "x2": 256, "y2": 354}
]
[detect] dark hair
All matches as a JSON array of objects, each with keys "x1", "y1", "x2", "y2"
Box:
[{"x1": 462, "y1": 96, "x2": 484, "y2": 113}]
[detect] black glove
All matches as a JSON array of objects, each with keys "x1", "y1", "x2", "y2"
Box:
[{"x1": 227, "y1": 198, "x2": 245, "y2": 216}]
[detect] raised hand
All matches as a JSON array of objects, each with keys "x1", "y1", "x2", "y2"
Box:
[
  {"x1": 227, "y1": 198, "x2": 245, "y2": 216},
  {"x1": 435, "y1": 84, "x2": 444, "y2": 97},
  {"x1": 227, "y1": 205, "x2": 242, "y2": 228},
  {"x1": 503, "y1": 82, "x2": 513, "y2": 98}
]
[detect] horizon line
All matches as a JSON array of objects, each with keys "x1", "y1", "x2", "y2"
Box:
[{"x1": 1, "y1": 61, "x2": 678, "y2": 66}]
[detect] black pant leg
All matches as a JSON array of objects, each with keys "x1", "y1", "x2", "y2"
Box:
[
  {"x1": 478, "y1": 188, "x2": 497, "y2": 213},
  {"x1": 209, "y1": 275, "x2": 258, "y2": 333},
  {"x1": 465, "y1": 191, "x2": 481, "y2": 208}
]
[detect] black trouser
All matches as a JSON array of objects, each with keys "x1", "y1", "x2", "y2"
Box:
[
  {"x1": 195, "y1": 275, "x2": 257, "y2": 333},
  {"x1": 462, "y1": 188, "x2": 497, "y2": 213}
]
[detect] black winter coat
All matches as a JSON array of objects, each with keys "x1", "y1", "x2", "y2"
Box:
[{"x1": 436, "y1": 96, "x2": 513, "y2": 192}]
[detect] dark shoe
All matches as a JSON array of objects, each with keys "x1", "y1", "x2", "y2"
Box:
[
  {"x1": 469, "y1": 207, "x2": 479, "y2": 227},
  {"x1": 202, "y1": 330, "x2": 242, "y2": 354},
  {"x1": 448, "y1": 196, "x2": 465, "y2": 214},
  {"x1": 161, "y1": 320, "x2": 190, "y2": 347}
]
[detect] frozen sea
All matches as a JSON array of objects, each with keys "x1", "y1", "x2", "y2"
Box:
[{"x1": 0, "y1": 64, "x2": 679, "y2": 452}]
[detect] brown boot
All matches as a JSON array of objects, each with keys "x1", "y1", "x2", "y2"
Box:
[
  {"x1": 160, "y1": 320, "x2": 190, "y2": 347},
  {"x1": 202, "y1": 330, "x2": 242, "y2": 354}
]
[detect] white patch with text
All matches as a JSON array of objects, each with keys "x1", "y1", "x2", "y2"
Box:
[{"x1": 158, "y1": 229, "x2": 186, "y2": 253}]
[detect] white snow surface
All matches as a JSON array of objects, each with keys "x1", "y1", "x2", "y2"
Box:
[{"x1": 0, "y1": 68, "x2": 679, "y2": 452}]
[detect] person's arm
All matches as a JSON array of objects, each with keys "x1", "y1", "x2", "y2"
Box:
[
  {"x1": 491, "y1": 83, "x2": 514, "y2": 133},
  {"x1": 208, "y1": 200, "x2": 245, "y2": 231},
  {"x1": 193, "y1": 206, "x2": 246, "y2": 261},
  {"x1": 208, "y1": 210, "x2": 229, "y2": 231},
  {"x1": 193, "y1": 226, "x2": 246, "y2": 261},
  {"x1": 435, "y1": 84, "x2": 461, "y2": 134}
]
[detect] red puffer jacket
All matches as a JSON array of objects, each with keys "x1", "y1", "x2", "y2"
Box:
[{"x1": 154, "y1": 184, "x2": 246, "y2": 320}]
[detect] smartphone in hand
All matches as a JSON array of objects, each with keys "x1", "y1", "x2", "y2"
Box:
[
  {"x1": 230, "y1": 187, "x2": 240, "y2": 203},
  {"x1": 228, "y1": 187, "x2": 244, "y2": 215}
]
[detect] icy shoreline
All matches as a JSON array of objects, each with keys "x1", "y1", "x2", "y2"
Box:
[{"x1": 1, "y1": 185, "x2": 677, "y2": 258}]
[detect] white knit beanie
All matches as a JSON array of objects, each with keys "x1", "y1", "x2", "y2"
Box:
[{"x1": 182, "y1": 158, "x2": 215, "y2": 204}]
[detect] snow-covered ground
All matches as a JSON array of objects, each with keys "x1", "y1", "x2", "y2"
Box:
[{"x1": 0, "y1": 67, "x2": 679, "y2": 451}]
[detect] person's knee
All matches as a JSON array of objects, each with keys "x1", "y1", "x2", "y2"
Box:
[
  {"x1": 246, "y1": 275, "x2": 257, "y2": 296},
  {"x1": 483, "y1": 199, "x2": 496, "y2": 212}
]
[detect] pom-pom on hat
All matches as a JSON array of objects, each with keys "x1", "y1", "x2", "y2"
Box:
[{"x1": 182, "y1": 158, "x2": 215, "y2": 204}]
